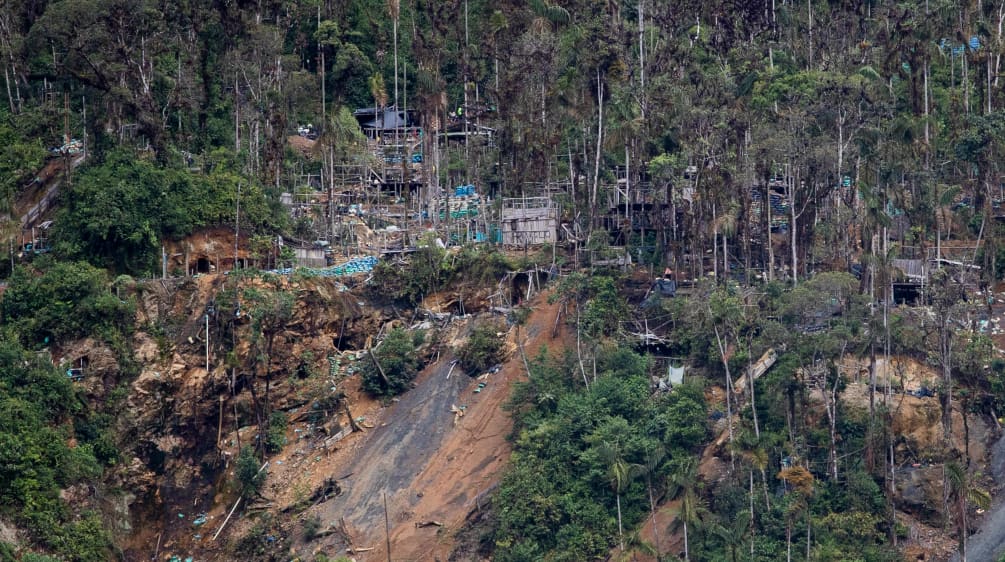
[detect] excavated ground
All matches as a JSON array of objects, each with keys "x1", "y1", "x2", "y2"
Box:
[
  {"x1": 306, "y1": 293, "x2": 569, "y2": 561},
  {"x1": 55, "y1": 272, "x2": 390, "y2": 561},
  {"x1": 49, "y1": 260, "x2": 567, "y2": 561}
]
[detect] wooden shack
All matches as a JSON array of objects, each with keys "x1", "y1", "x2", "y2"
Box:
[{"x1": 498, "y1": 197, "x2": 557, "y2": 246}]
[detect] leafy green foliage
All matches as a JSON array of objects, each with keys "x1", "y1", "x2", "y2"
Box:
[
  {"x1": 369, "y1": 246, "x2": 448, "y2": 305},
  {"x1": 370, "y1": 245, "x2": 512, "y2": 306},
  {"x1": 21, "y1": 554, "x2": 62, "y2": 562},
  {"x1": 457, "y1": 321, "x2": 505, "y2": 375},
  {"x1": 236, "y1": 446, "x2": 266, "y2": 498},
  {"x1": 0, "y1": 337, "x2": 111, "y2": 559},
  {"x1": 1, "y1": 260, "x2": 133, "y2": 347},
  {"x1": 0, "y1": 110, "x2": 45, "y2": 207},
  {"x1": 360, "y1": 327, "x2": 419, "y2": 397},
  {"x1": 302, "y1": 515, "x2": 322, "y2": 541},
  {"x1": 51, "y1": 149, "x2": 280, "y2": 275},
  {"x1": 265, "y1": 411, "x2": 288, "y2": 454},
  {"x1": 232, "y1": 512, "x2": 289, "y2": 561},
  {"x1": 494, "y1": 348, "x2": 706, "y2": 559}
]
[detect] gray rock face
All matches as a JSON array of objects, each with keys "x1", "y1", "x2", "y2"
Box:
[{"x1": 895, "y1": 465, "x2": 944, "y2": 525}]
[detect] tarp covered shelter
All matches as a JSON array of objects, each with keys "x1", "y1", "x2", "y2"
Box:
[
  {"x1": 353, "y1": 106, "x2": 418, "y2": 131},
  {"x1": 653, "y1": 278, "x2": 676, "y2": 297}
]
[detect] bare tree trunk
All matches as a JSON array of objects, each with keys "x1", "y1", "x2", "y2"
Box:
[
  {"x1": 824, "y1": 364, "x2": 840, "y2": 480},
  {"x1": 806, "y1": 510, "x2": 812, "y2": 559},
  {"x1": 638, "y1": 0, "x2": 645, "y2": 119},
  {"x1": 713, "y1": 201, "x2": 719, "y2": 280},
  {"x1": 713, "y1": 323, "x2": 735, "y2": 470},
  {"x1": 750, "y1": 470, "x2": 756, "y2": 557},
  {"x1": 941, "y1": 318, "x2": 954, "y2": 526},
  {"x1": 762, "y1": 466, "x2": 771, "y2": 509},
  {"x1": 867, "y1": 343, "x2": 877, "y2": 471},
  {"x1": 625, "y1": 143, "x2": 631, "y2": 248},
  {"x1": 234, "y1": 74, "x2": 241, "y2": 153},
  {"x1": 648, "y1": 479, "x2": 661, "y2": 559},
  {"x1": 925, "y1": 59, "x2": 931, "y2": 151},
  {"x1": 748, "y1": 355, "x2": 760, "y2": 439},
  {"x1": 616, "y1": 493, "x2": 624, "y2": 550},
  {"x1": 807, "y1": 0, "x2": 813, "y2": 67},
  {"x1": 766, "y1": 182, "x2": 774, "y2": 281},
  {"x1": 684, "y1": 520, "x2": 690, "y2": 562},
  {"x1": 591, "y1": 69, "x2": 604, "y2": 232},
  {"x1": 3, "y1": 65, "x2": 12, "y2": 114},
  {"x1": 318, "y1": 5, "x2": 325, "y2": 126},
  {"x1": 789, "y1": 173, "x2": 798, "y2": 285},
  {"x1": 576, "y1": 303, "x2": 589, "y2": 388},
  {"x1": 786, "y1": 521, "x2": 792, "y2": 562},
  {"x1": 723, "y1": 223, "x2": 729, "y2": 278}
]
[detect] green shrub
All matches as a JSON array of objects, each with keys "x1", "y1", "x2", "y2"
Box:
[
  {"x1": 51, "y1": 148, "x2": 281, "y2": 275},
  {"x1": 302, "y1": 515, "x2": 322, "y2": 541},
  {"x1": 265, "y1": 411, "x2": 288, "y2": 454},
  {"x1": 457, "y1": 322, "x2": 505, "y2": 375},
  {"x1": 236, "y1": 446, "x2": 266, "y2": 498},
  {"x1": 233, "y1": 513, "x2": 288, "y2": 561},
  {"x1": 0, "y1": 334, "x2": 118, "y2": 559},
  {"x1": 369, "y1": 246, "x2": 447, "y2": 305},
  {"x1": 450, "y1": 245, "x2": 514, "y2": 285},
  {"x1": 360, "y1": 328, "x2": 419, "y2": 397},
  {"x1": 1, "y1": 261, "x2": 133, "y2": 347}
]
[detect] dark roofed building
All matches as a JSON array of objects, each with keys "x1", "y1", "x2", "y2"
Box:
[{"x1": 353, "y1": 106, "x2": 419, "y2": 135}]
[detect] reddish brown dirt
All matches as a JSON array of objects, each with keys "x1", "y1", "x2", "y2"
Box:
[
  {"x1": 631, "y1": 498, "x2": 685, "y2": 562},
  {"x1": 163, "y1": 226, "x2": 259, "y2": 274},
  {"x1": 309, "y1": 291, "x2": 570, "y2": 561}
]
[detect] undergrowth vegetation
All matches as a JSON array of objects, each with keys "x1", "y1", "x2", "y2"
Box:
[
  {"x1": 0, "y1": 339, "x2": 113, "y2": 561},
  {"x1": 370, "y1": 244, "x2": 517, "y2": 306},
  {"x1": 360, "y1": 327, "x2": 420, "y2": 397},
  {"x1": 458, "y1": 321, "x2": 506, "y2": 375}
]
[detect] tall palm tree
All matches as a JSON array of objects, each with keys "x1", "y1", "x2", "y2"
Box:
[
  {"x1": 946, "y1": 460, "x2": 992, "y2": 561},
  {"x1": 640, "y1": 444, "x2": 666, "y2": 558},
  {"x1": 712, "y1": 510, "x2": 751, "y2": 562},
  {"x1": 369, "y1": 73, "x2": 389, "y2": 110},
  {"x1": 613, "y1": 529, "x2": 657, "y2": 562},
  {"x1": 716, "y1": 204, "x2": 739, "y2": 278},
  {"x1": 529, "y1": 0, "x2": 571, "y2": 33},
  {"x1": 778, "y1": 466, "x2": 814, "y2": 562},
  {"x1": 737, "y1": 430, "x2": 771, "y2": 511},
  {"x1": 668, "y1": 457, "x2": 704, "y2": 562},
  {"x1": 598, "y1": 441, "x2": 643, "y2": 550}
]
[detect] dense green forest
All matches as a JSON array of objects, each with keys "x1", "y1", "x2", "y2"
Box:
[{"x1": 2, "y1": 0, "x2": 1005, "y2": 561}]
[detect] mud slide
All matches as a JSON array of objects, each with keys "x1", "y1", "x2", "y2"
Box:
[{"x1": 316, "y1": 293, "x2": 566, "y2": 561}]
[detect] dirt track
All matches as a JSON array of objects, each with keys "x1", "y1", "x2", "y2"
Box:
[{"x1": 316, "y1": 292, "x2": 567, "y2": 561}]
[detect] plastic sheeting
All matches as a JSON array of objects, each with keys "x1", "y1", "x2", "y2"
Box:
[{"x1": 668, "y1": 365, "x2": 685, "y2": 386}]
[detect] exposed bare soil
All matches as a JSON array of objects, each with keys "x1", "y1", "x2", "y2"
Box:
[{"x1": 304, "y1": 292, "x2": 568, "y2": 561}]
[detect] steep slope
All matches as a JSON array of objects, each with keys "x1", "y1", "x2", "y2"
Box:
[{"x1": 306, "y1": 292, "x2": 568, "y2": 561}]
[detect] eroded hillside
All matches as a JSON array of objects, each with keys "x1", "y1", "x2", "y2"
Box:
[{"x1": 27, "y1": 255, "x2": 558, "y2": 561}]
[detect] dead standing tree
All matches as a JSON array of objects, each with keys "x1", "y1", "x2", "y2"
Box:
[{"x1": 926, "y1": 267, "x2": 969, "y2": 526}]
